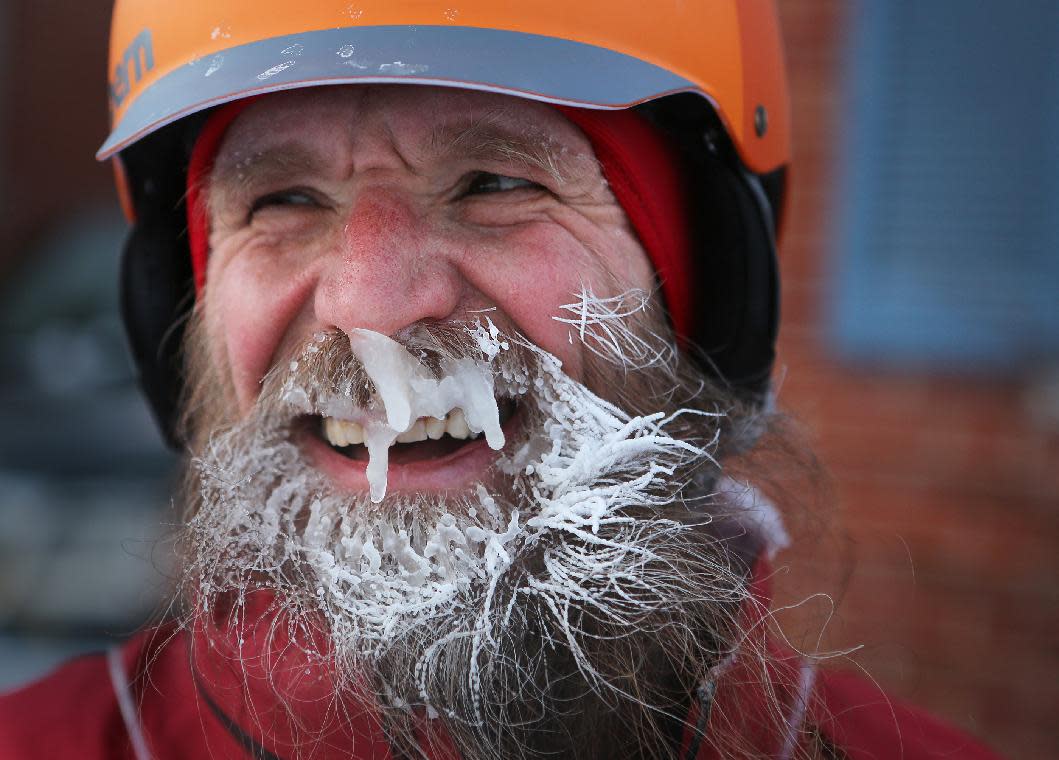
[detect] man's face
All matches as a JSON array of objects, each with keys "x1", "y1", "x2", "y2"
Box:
[
  {"x1": 186, "y1": 85, "x2": 757, "y2": 760},
  {"x1": 203, "y1": 85, "x2": 655, "y2": 497}
]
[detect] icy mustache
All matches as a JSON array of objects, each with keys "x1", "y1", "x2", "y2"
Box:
[{"x1": 283, "y1": 328, "x2": 506, "y2": 503}]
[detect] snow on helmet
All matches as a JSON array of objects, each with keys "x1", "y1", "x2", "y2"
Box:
[{"x1": 100, "y1": 0, "x2": 790, "y2": 445}]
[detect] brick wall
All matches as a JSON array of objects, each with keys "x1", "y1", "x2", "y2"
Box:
[
  {"x1": 772, "y1": 3, "x2": 1059, "y2": 757},
  {"x1": 0, "y1": 0, "x2": 113, "y2": 275}
]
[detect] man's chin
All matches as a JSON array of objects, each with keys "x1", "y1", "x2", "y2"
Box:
[{"x1": 184, "y1": 508, "x2": 748, "y2": 760}]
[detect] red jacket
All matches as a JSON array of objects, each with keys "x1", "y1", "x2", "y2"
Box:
[{"x1": 0, "y1": 621, "x2": 1002, "y2": 760}]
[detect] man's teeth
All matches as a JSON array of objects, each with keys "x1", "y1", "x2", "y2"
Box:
[
  {"x1": 324, "y1": 410, "x2": 478, "y2": 448},
  {"x1": 324, "y1": 416, "x2": 364, "y2": 446},
  {"x1": 397, "y1": 418, "x2": 427, "y2": 443},
  {"x1": 425, "y1": 416, "x2": 446, "y2": 440},
  {"x1": 445, "y1": 409, "x2": 471, "y2": 439}
]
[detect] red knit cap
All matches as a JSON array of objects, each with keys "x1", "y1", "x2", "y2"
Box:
[{"x1": 186, "y1": 99, "x2": 691, "y2": 340}]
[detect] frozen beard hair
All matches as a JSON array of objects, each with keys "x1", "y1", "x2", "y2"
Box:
[{"x1": 178, "y1": 296, "x2": 771, "y2": 760}]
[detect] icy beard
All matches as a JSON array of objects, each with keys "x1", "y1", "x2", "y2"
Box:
[{"x1": 178, "y1": 294, "x2": 771, "y2": 760}]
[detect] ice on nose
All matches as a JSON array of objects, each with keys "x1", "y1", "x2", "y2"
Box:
[{"x1": 348, "y1": 328, "x2": 506, "y2": 503}]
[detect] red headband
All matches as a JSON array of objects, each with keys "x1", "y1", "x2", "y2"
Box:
[
  {"x1": 185, "y1": 97, "x2": 257, "y2": 294},
  {"x1": 553, "y1": 106, "x2": 691, "y2": 341},
  {"x1": 186, "y1": 98, "x2": 691, "y2": 339}
]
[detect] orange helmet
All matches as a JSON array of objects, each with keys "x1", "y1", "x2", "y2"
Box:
[{"x1": 100, "y1": 0, "x2": 790, "y2": 443}]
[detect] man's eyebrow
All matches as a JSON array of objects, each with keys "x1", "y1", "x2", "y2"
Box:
[
  {"x1": 206, "y1": 118, "x2": 584, "y2": 211},
  {"x1": 208, "y1": 142, "x2": 329, "y2": 212},
  {"x1": 428, "y1": 116, "x2": 574, "y2": 185}
]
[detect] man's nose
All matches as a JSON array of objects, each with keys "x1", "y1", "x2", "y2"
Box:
[{"x1": 314, "y1": 191, "x2": 465, "y2": 336}]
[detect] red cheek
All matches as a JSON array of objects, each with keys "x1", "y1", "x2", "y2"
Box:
[
  {"x1": 493, "y1": 277, "x2": 585, "y2": 377},
  {"x1": 459, "y1": 226, "x2": 611, "y2": 380},
  {"x1": 207, "y1": 250, "x2": 320, "y2": 414}
]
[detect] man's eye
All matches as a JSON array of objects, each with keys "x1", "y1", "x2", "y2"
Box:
[
  {"x1": 463, "y1": 172, "x2": 540, "y2": 196},
  {"x1": 249, "y1": 189, "x2": 322, "y2": 217}
]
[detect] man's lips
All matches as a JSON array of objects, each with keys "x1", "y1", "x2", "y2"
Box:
[{"x1": 299, "y1": 401, "x2": 521, "y2": 494}]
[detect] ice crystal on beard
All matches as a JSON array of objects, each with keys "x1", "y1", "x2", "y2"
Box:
[
  {"x1": 183, "y1": 319, "x2": 739, "y2": 721},
  {"x1": 555, "y1": 285, "x2": 675, "y2": 371}
]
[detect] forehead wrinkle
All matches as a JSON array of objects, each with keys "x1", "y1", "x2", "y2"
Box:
[{"x1": 379, "y1": 118, "x2": 421, "y2": 177}]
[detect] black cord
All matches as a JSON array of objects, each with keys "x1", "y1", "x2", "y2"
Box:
[
  {"x1": 193, "y1": 673, "x2": 286, "y2": 760},
  {"x1": 683, "y1": 680, "x2": 717, "y2": 760}
]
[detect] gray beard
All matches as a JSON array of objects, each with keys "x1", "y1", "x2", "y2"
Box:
[{"x1": 178, "y1": 310, "x2": 776, "y2": 760}]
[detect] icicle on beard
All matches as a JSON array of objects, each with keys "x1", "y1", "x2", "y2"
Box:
[{"x1": 178, "y1": 296, "x2": 769, "y2": 760}]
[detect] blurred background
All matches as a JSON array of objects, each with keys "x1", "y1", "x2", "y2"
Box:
[{"x1": 0, "y1": 1, "x2": 1056, "y2": 757}]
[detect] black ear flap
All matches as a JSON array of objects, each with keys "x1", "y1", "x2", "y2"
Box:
[
  {"x1": 120, "y1": 217, "x2": 195, "y2": 448},
  {"x1": 639, "y1": 95, "x2": 783, "y2": 404},
  {"x1": 118, "y1": 114, "x2": 207, "y2": 449},
  {"x1": 685, "y1": 157, "x2": 781, "y2": 401}
]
